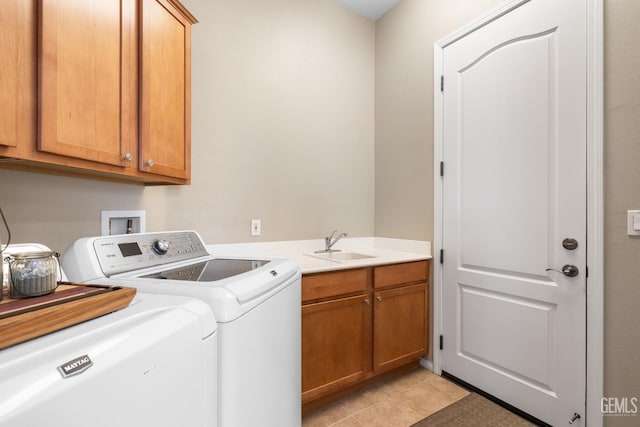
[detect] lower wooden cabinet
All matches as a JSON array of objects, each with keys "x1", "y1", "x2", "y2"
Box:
[
  {"x1": 302, "y1": 294, "x2": 371, "y2": 402},
  {"x1": 301, "y1": 261, "x2": 429, "y2": 410},
  {"x1": 373, "y1": 283, "x2": 428, "y2": 373}
]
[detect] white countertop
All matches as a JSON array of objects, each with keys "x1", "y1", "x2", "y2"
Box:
[{"x1": 206, "y1": 237, "x2": 432, "y2": 274}]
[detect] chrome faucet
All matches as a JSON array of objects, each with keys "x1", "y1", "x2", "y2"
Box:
[{"x1": 315, "y1": 230, "x2": 348, "y2": 253}]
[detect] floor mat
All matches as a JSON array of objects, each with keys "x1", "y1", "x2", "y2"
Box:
[{"x1": 411, "y1": 393, "x2": 536, "y2": 426}]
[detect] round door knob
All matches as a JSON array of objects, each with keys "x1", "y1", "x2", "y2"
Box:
[
  {"x1": 146, "y1": 159, "x2": 155, "y2": 167},
  {"x1": 123, "y1": 153, "x2": 133, "y2": 161},
  {"x1": 376, "y1": 295, "x2": 382, "y2": 302},
  {"x1": 152, "y1": 239, "x2": 169, "y2": 255},
  {"x1": 561, "y1": 264, "x2": 579, "y2": 277},
  {"x1": 364, "y1": 299, "x2": 370, "y2": 305}
]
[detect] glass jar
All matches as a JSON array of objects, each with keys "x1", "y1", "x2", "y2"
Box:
[{"x1": 7, "y1": 251, "x2": 60, "y2": 298}]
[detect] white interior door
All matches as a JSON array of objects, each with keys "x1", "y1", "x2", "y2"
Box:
[{"x1": 440, "y1": 0, "x2": 587, "y2": 425}]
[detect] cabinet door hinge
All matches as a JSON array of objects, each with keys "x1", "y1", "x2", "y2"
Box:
[
  {"x1": 440, "y1": 75, "x2": 444, "y2": 92},
  {"x1": 439, "y1": 335, "x2": 444, "y2": 350},
  {"x1": 440, "y1": 249, "x2": 444, "y2": 264},
  {"x1": 440, "y1": 161, "x2": 444, "y2": 177}
]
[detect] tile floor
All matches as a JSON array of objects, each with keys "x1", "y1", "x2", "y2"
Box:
[{"x1": 302, "y1": 367, "x2": 470, "y2": 427}]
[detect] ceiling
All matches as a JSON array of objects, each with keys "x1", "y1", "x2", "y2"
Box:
[{"x1": 331, "y1": 0, "x2": 400, "y2": 20}]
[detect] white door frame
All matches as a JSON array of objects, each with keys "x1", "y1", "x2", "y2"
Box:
[{"x1": 432, "y1": 0, "x2": 603, "y2": 425}]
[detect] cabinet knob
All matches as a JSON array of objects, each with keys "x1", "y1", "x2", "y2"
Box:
[
  {"x1": 376, "y1": 295, "x2": 382, "y2": 302},
  {"x1": 123, "y1": 153, "x2": 133, "y2": 161},
  {"x1": 145, "y1": 159, "x2": 155, "y2": 167},
  {"x1": 364, "y1": 299, "x2": 370, "y2": 305}
]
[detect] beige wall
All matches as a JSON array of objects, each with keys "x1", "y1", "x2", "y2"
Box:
[
  {"x1": 143, "y1": 0, "x2": 375, "y2": 244},
  {"x1": 375, "y1": 0, "x2": 640, "y2": 425},
  {"x1": 603, "y1": 1, "x2": 640, "y2": 426},
  {"x1": 374, "y1": 0, "x2": 503, "y2": 241},
  {"x1": 0, "y1": 169, "x2": 145, "y2": 251},
  {"x1": 0, "y1": 0, "x2": 375, "y2": 252}
]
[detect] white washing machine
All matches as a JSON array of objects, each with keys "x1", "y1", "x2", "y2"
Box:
[
  {"x1": 62, "y1": 230, "x2": 301, "y2": 427},
  {"x1": 0, "y1": 292, "x2": 217, "y2": 426}
]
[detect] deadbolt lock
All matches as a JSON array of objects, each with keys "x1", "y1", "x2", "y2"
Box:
[{"x1": 562, "y1": 238, "x2": 578, "y2": 250}]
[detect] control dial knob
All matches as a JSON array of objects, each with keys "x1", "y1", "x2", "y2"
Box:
[{"x1": 152, "y1": 239, "x2": 170, "y2": 255}]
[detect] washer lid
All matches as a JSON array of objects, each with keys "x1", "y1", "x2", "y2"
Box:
[
  {"x1": 141, "y1": 258, "x2": 298, "y2": 303},
  {"x1": 142, "y1": 259, "x2": 269, "y2": 282}
]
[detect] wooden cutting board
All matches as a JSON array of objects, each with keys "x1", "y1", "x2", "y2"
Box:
[{"x1": 0, "y1": 283, "x2": 136, "y2": 350}]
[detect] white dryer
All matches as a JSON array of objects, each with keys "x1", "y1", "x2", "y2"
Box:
[
  {"x1": 63, "y1": 230, "x2": 301, "y2": 427},
  {"x1": 0, "y1": 292, "x2": 217, "y2": 426}
]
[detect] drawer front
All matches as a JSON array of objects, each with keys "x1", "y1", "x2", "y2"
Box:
[
  {"x1": 302, "y1": 268, "x2": 369, "y2": 302},
  {"x1": 374, "y1": 260, "x2": 429, "y2": 288}
]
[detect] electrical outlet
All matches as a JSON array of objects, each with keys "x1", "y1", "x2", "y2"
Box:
[{"x1": 251, "y1": 219, "x2": 261, "y2": 236}]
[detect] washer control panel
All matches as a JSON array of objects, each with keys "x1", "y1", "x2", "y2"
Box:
[{"x1": 92, "y1": 231, "x2": 209, "y2": 276}]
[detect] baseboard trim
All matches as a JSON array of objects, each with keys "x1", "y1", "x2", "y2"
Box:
[{"x1": 419, "y1": 357, "x2": 433, "y2": 372}]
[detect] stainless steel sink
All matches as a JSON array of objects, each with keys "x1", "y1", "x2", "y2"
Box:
[{"x1": 305, "y1": 252, "x2": 377, "y2": 262}]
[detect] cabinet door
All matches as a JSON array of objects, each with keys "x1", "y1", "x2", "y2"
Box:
[
  {"x1": 0, "y1": 0, "x2": 35, "y2": 149},
  {"x1": 139, "y1": 0, "x2": 195, "y2": 180},
  {"x1": 302, "y1": 294, "x2": 371, "y2": 403},
  {"x1": 373, "y1": 283, "x2": 428, "y2": 373},
  {"x1": 39, "y1": 0, "x2": 135, "y2": 166}
]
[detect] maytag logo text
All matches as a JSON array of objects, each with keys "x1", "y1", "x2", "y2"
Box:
[{"x1": 58, "y1": 355, "x2": 93, "y2": 378}]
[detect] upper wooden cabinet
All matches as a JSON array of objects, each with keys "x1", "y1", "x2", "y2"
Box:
[
  {"x1": 0, "y1": 0, "x2": 196, "y2": 185},
  {"x1": 39, "y1": 0, "x2": 136, "y2": 167},
  {"x1": 0, "y1": 0, "x2": 35, "y2": 150},
  {"x1": 139, "y1": 0, "x2": 195, "y2": 180}
]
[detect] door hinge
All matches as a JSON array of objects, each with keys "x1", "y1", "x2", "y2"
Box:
[
  {"x1": 440, "y1": 161, "x2": 444, "y2": 177},
  {"x1": 440, "y1": 75, "x2": 444, "y2": 92},
  {"x1": 586, "y1": 265, "x2": 589, "y2": 278},
  {"x1": 439, "y1": 335, "x2": 443, "y2": 350},
  {"x1": 440, "y1": 249, "x2": 444, "y2": 264}
]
